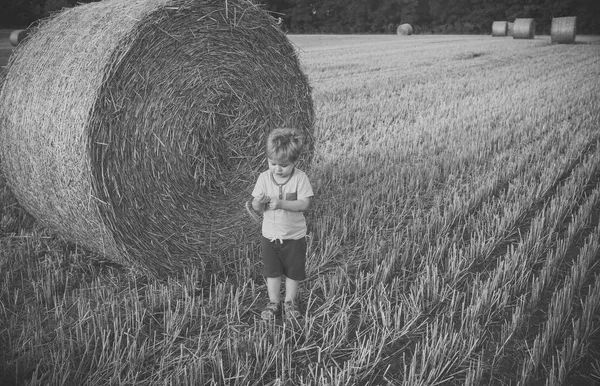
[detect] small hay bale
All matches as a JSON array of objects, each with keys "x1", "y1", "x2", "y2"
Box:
[
  {"x1": 551, "y1": 16, "x2": 577, "y2": 44},
  {"x1": 0, "y1": 0, "x2": 314, "y2": 277},
  {"x1": 9, "y1": 30, "x2": 29, "y2": 46},
  {"x1": 491, "y1": 21, "x2": 508, "y2": 37},
  {"x1": 513, "y1": 18, "x2": 536, "y2": 39},
  {"x1": 397, "y1": 24, "x2": 413, "y2": 36},
  {"x1": 507, "y1": 22, "x2": 514, "y2": 37}
]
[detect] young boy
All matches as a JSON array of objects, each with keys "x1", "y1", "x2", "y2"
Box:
[{"x1": 251, "y1": 127, "x2": 313, "y2": 321}]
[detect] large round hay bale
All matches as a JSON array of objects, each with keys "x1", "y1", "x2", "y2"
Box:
[
  {"x1": 9, "y1": 30, "x2": 29, "y2": 46},
  {"x1": 513, "y1": 18, "x2": 536, "y2": 39},
  {"x1": 0, "y1": 0, "x2": 314, "y2": 277},
  {"x1": 491, "y1": 21, "x2": 508, "y2": 37},
  {"x1": 507, "y1": 22, "x2": 514, "y2": 37},
  {"x1": 397, "y1": 24, "x2": 413, "y2": 36},
  {"x1": 551, "y1": 16, "x2": 577, "y2": 44},
  {"x1": 1, "y1": 162, "x2": 35, "y2": 235}
]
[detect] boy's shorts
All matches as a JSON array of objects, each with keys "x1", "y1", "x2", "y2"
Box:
[{"x1": 261, "y1": 236, "x2": 307, "y2": 281}]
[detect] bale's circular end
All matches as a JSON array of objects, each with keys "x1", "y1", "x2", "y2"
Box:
[
  {"x1": 0, "y1": 0, "x2": 314, "y2": 277},
  {"x1": 551, "y1": 16, "x2": 577, "y2": 44},
  {"x1": 513, "y1": 18, "x2": 535, "y2": 39},
  {"x1": 9, "y1": 30, "x2": 29, "y2": 46},
  {"x1": 491, "y1": 21, "x2": 508, "y2": 37},
  {"x1": 397, "y1": 24, "x2": 413, "y2": 36}
]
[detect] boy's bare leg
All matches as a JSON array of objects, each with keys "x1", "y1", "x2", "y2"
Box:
[
  {"x1": 267, "y1": 277, "x2": 282, "y2": 303},
  {"x1": 284, "y1": 278, "x2": 299, "y2": 303},
  {"x1": 284, "y1": 278, "x2": 302, "y2": 319}
]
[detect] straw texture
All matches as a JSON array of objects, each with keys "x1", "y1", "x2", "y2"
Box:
[
  {"x1": 491, "y1": 21, "x2": 508, "y2": 37},
  {"x1": 0, "y1": 159, "x2": 35, "y2": 235},
  {"x1": 551, "y1": 16, "x2": 577, "y2": 44},
  {"x1": 507, "y1": 22, "x2": 514, "y2": 37},
  {"x1": 397, "y1": 24, "x2": 413, "y2": 35},
  {"x1": 513, "y1": 18, "x2": 536, "y2": 39},
  {"x1": 0, "y1": 0, "x2": 314, "y2": 277}
]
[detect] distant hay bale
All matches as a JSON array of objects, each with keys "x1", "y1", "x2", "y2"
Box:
[
  {"x1": 9, "y1": 30, "x2": 29, "y2": 46},
  {"x1": 491, "y1": 21, "x2": 508, "y2": 37},
  {"x1": 507, "y1": 22, "x2": 514, "y2": 37},
  {"x1": 397, "y1": 24, "x2": 413, "y2": 35},
  {"x1": 513, "y1": 18, "x2": 535, "y2": 39},
  {"x1": 0, "y1": 0, "x2": 314, "y2": 277},
  {"x1": 551, "y1": 16, "x2": 577, "y2": 44}
]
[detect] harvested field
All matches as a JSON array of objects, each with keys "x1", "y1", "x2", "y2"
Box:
[{"x1": 1, "y1": 33, "x2": 600, "y2": 385}]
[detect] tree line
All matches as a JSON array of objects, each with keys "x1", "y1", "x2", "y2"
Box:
[
  {"x1": 3, "y1": 0, "x2": 599, "y2": 35},
  {"x1": 264, "y1": 0, "x2": 600, "y2": 34}
]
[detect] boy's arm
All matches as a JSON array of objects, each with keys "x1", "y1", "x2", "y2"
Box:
[
  {"x1": 252, "y1": 193, "x2": 270, "y2": 213},
  {"x1": 251, "y1": 198, "x2": 264, "y2": 213},
  {"x1": 251, "y1": 174, "x2": 269, "y2": 213},
  {"x1": 268, "y1": 197, "x2": 311, "y2": 212}
]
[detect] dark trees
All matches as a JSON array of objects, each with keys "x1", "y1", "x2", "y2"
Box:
[{"x1": 1, "y1": 0, "x2": 598, "y2": 34}]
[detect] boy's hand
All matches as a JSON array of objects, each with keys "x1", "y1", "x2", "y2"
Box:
[
  {"x1": 268, "y1": 197, "x2": 310, "y2": 212},
  {"x1": 256, "y1": 193, "x2": 270, "y2": 204},
  {"x1": 267, "y1": 197, "x2": 281, "y2": 210},
  {"x1": 251, "y1": 193, "x2": 270, "y2": 212}
]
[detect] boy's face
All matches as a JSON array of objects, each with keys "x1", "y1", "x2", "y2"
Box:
[{"x1": 268, "y1": 158, "x2": 295, "y2": 179}]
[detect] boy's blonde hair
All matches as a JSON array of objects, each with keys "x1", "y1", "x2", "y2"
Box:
[{"x1": 266, "y1": 128, "x2": 304, "y2": 163}]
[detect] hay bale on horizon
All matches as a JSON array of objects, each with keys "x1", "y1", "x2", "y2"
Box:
[
  {"x1": 0, "y1": 0, "x2": 314, "y2": 277},
  {"x1": 551, "y1": 16, "x2": 577, "y2": 44},
  {"x1": 397, "y1": 23, "x2": 413, "y2": 35},
  {"x1": 513, "y1": 18, "x2": 535, "y2": 39},
  {"x1": 9, "y1": 30, "x2": 29, "y2": 46},
  {"x1": 507, "y1": 22, "x2": 514, "y2": 37},
  {"x1": 491, "y1": 21, "x2": 508, "y2": 37}
]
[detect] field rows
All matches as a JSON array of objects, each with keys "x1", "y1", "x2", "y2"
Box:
[{"x1": 1, "y1": 34, "x2": 600, "y2": 385}]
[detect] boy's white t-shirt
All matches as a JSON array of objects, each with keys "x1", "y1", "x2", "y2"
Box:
[{"x1": 252, "y1": 168, "x2": 313, "y2": 241}]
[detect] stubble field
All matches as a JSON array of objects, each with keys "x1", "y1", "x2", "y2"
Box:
[{"x1": 1, "y1": 33, "x2": 600, "y2": 385}]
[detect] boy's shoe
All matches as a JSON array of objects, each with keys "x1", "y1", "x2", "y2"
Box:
[
  {"x1": 261, "y1": 302, "x2": 280, "y2": 321},
  {"x1": 284, "y1": 301, "x2": 301, "y2": 320}
]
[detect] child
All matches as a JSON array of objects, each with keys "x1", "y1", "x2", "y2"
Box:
[{"x1": 251, "y1": 127, "x2": 314, "y2": 321}]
